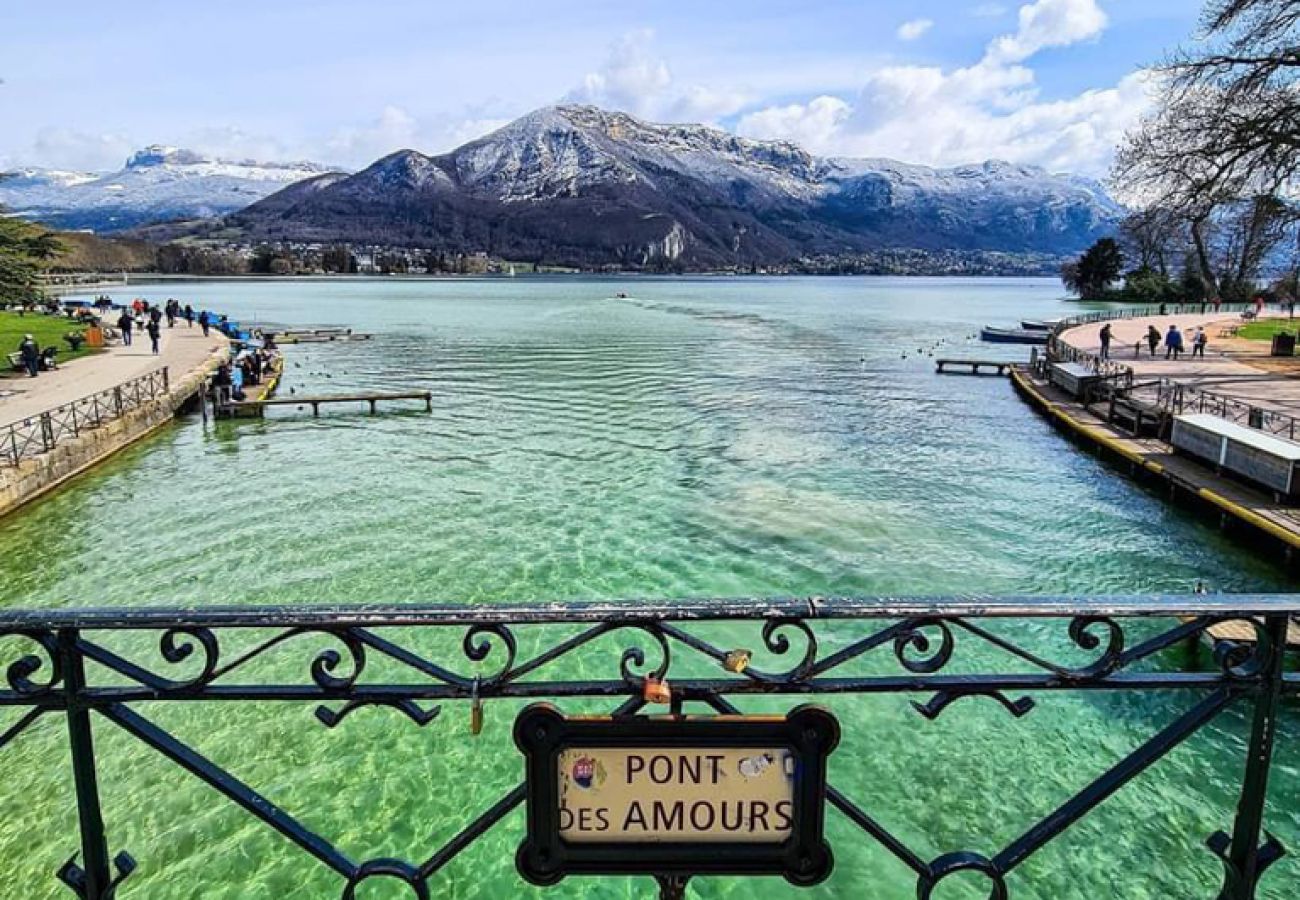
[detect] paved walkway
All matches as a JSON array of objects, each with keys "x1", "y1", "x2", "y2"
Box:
[
  {"x1": 1060, "y1": 312, "x2": 1300, "y2": 415},
  {"x1": 0, "y1": 323, "x2": 227, "y2": 423}
]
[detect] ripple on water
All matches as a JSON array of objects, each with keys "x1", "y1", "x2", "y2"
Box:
[{"x1": 0, "y1": 277, "x2": 1296, "y2": 899}]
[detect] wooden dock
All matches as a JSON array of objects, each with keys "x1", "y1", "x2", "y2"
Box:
[
  {"x1": 936, "y1": 358, "x2": 1013, "y2": 376},
  {"x1": 1011, "y1": 365, "x2": 1300, "y2": 561},
  {"x1": 274, "y1": 328, "x2": 373, "y2": 344},
  {"x1": 225, "y1": 391, "x2": 432, "y2": 417}
]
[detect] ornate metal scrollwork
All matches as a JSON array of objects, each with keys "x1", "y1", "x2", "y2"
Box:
[
  {"x1": 1206, "y1": 829, "x2": 1286, "y2": 897},
  {"x1": 894, "y1": 618, "x2": 955, "y2": 674},
  {"x1": 2, "y1": 629, "x2": 63, "y2": 695},
  {"x1": 1060, "y1": 615, "x2": 1125, "y2": 681},
  {"x1": 314, "y1": 699, "x2": 440, "y2": 729},
  {"x1": 461, "y1": 624, "x2": 518, "y2": 686},
  {"x1": 151, "y1": 627, "x2": 220, "y2": 691},
  {"x1": 757, "y1": 618, "x2": 818, "y2": 682},
  {"x1": 309, "y1": 630, "x2": 367, "y2": 691},
  {"x1": 618, "y1": 624, "x2": 672, "y2": 686},
  {"x1": 912, "y1": 690, "x2": 1035, "y2": 721},
  {"x1": 918, "y1": 851, "x2": 1008, "y2": 900},
  {"x1": 340, "y1": 858, "x2": 429, "y2": 900},
  {"x1": 56, "y1": 851, "x2": 136, "y2": 900},
  {"x1": 1207, "y1": 619, "x2": 1275, "y2": 679}
]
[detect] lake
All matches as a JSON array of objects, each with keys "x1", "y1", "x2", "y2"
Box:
[{"x1": 0, "y1": 276, "x2": 1295, "y2": 899}]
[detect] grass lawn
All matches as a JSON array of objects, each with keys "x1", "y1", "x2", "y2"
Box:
[
  {"x1": 1238, "y1": 318, "x2": 1300, "y2": 341},
  {"x1": 0, "y1": 310, "x2": 97, "y2": 374}
]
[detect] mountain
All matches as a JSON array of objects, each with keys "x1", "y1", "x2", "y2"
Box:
[
  {"x1": 226, "y1": 106, "x2": 1125, "y2": 267},
  {"x1": 0, "y1": 147, "x2": 342, "y2": 233}
]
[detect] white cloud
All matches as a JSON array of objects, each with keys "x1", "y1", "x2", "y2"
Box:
[
  {"x1": 897, "y1": 19, "x2": 934, "y2": 41},
  {"x1": 27, "y1": 127, "x2": 135, "y2": 172},
  {"x1": 567, "y1": 30, "x2": 750, "y2": 123},
  {"x1": 736, "y1": 97, "x2": 853, "y2": 152},
  {"x1": 323, "y1": 106, "x2": 509, "y2": 168},
  {"x1": 736, "y1": 0, "x2": 1141, "y2": 175},
  {"x1": 986, "y1": 0, "x2": 1107, "y2": 64}
]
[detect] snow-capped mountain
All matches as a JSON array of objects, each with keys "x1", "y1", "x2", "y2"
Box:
[
  {"x1": 0, "y1": 146, "x2": 342, "y2": 232},
  {"x1": 232, "y1": 105, "x2": 1123, "y2": 266}
]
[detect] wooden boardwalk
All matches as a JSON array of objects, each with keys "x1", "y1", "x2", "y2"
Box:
[
  {"x1": 225, "y1": 391, "x2": 432, "y2": 417},
  {"x1": 1011, "y1": 366, "x2": 1300, "y2": 556},
  {"x1": 935, "y1": 359, "x2": 1013, "y2": 376}
]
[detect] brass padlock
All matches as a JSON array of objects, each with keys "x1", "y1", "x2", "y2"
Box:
[
  {"x1": 642, "y1": 675, "x2": 672, "y2": 705},
  {"x1": 722, "y1": 649, "x2": 752, "y2": 674}
]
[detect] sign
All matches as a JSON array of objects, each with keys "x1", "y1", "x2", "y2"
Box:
[{"x1": 514, "y1": 704, "x2": 838, "y2": 887}]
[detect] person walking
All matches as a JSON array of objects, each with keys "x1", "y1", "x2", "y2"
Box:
[
  {"x1": 1099, "y1": 323, "x2": 1112, "y2": 361},
  {"x1": 198, "y1": 310, "x2": 210, "y2": 337},
  {"x1": 1193, "y1": 327, "x2": 1208, "y2": 358},
  {"x1": 147, "y1": 319, "x2": 161, "y2": 355},
  {"x1": 18, "y1": 334, "x2": 40, "y2": 378},
  {"x1": 165, "y1": 299, "x2": 177, "y2": 328},
  {"x1": 117, "y1": 310, "x2": 134, "y2": 346},
  {"x1": 183, "y1": 304, "x2": 194, "y2": 328},
  {"x1": 1165, "y1": 324, "x2": 1184, "y2": 360},
  {"x1": 1146, "y1": 325, "x2": 1161, "y2": 357}
]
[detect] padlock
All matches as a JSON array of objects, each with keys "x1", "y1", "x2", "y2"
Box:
[
  {"x1": 722, "y1": 649, "x2": 752, "y2": 674},
  {"x1": 643, "y1": 675, "x2": 672, "y2": 705},
  {"x1": 469, "y1": 677, "x2": 483, "y2": 736}
]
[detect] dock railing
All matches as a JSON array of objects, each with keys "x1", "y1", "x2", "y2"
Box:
[
  {"x1": 0, "y1": 367, "x2": 170, "y2": 467},
  {"x1": 1, "y1": 596, "x2": 1296, "y2": 899},
  {"x1": 1153, "y1": 380, "x2": 1300, "y2": 441}
]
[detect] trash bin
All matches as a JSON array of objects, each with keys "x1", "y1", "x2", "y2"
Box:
[{"x1": 1272, "y1": 332, "x2": 1296, "y2": 356}]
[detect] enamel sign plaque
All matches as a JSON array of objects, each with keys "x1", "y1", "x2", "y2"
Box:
[{"x1": 514, "y1": 704, "x2": 839, "y2": 886}]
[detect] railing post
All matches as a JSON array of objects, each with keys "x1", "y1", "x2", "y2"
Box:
[
  {"x1": 162, "y1": 367, "x2": 170, "y2": 395},
  {"x1": 1215, "y1": 614, "x2": 1289, "y2": 900},
  {"x1": 113, "y1": 387, "x2": 123, "y2": 418},
  {"x1": 59, "y1": 628, "x2": 115, "y2": 900},
  {"x1": 40, "y1": 412, "x2": 54, "y2": 453}
]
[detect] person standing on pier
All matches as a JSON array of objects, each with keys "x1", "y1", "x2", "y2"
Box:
[
  {"x1": 198, "y1": 310, "x2": 210, "y2": 337},
  {"x1": 18, "y1": 334, "x2": 40, "y2": 378},
  {"x1": 116, "y1": 310, "x2": 133, "y2": 346},
  {"x1": 183, "y1": 304, "x2": 194, "y2": 328},
  {"x1": 146, "y1": 318, "x2": 161, "y2": 355},
  {"x1": 1099, "y1": 324, "x2": 1112, "y2": 360},
  {"x1": 1165, "y1": 324, "x2": 1184, "y2": 360},
  {"x1": 1192, "y1": 327, "x2": 1208, "y2": 358},
  {"x1": 1146, "y1": 325, "x2": 1160, "y2": 357}
]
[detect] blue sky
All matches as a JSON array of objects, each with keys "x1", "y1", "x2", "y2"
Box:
[{"x1": 0, "y1": 0, "x2": 1200, "y2": 175}]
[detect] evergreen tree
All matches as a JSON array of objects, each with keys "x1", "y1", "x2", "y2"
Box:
[{"x1": 1061, "y1": 238, "x2": 1124, "y2": 299}]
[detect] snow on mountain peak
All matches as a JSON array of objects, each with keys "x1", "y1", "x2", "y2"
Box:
[{"x1": 0, "y1": 146, "x2": 344, "y2": 232}]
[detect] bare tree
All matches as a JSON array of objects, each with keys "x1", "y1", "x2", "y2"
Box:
[
  {"x1": 1116, "y1": 0, "x2": 1299, "y2": 209},
  {"x1": 1114, "y1": 0, "x2": 1299, "y2": 294}
]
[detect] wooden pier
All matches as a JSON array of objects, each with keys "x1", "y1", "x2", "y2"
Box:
[
  {"x1": 936, "y1": 358, "x2": 1013, "y2": 376},
  {"x1": 274, "y1": 329, "x2": 373, "y2": 344},
  {"x1": 1011, "y1": 364, "x2": 1300, "y2": 563},
  {"x1": 223, "y1": 391, "x2": 432, "y2": 417}
]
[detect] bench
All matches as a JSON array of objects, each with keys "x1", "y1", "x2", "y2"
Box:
[
  {"x1": 1172, "y1": 413, "x2": 1300, "y2": 498},
  {"x1": 1049, "y1": 362, "x2": 1100, "y2": 399}
]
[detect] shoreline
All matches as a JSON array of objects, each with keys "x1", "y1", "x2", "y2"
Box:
[{"x1": 1014, "y1": 310, "x2": 1300, "y2": 567}]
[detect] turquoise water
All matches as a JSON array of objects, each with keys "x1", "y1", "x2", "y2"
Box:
[{"x1": 0, "y1": 276, "x2": 1296, "y2": 899}]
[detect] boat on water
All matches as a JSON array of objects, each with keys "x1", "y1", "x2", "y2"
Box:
[
  {"x1": 981, "y1": 326, "x2": 1049, "y2": 345},
  {"x1": 1019, "y1": 319, "x2": 1060, "y2": 331}
]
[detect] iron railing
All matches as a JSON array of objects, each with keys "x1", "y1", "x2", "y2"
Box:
[
  {"x1": 0, "y1": 597, "x2": 1296, "y2": 899},
  {"x1": 1050, "y1": 302, "x2": 1253, "y2": 335},
  {"x1": 0, "y1": 368, "x2": 169, "y2": 467},
  {"x1": 1152, "y1": 380, "x2": 1300, "y2": 441}
]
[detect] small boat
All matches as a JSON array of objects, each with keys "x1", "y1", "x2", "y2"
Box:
[
  {"x1": 1020, "y1": 319, "x2": 1055, "y2": 331},
  {"x1": 981, "y1": 326, "x2": 1049, "y2": 345}
]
